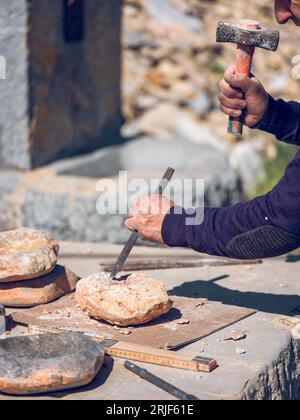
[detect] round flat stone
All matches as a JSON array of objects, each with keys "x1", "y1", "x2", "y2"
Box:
[
  {"x1": 75, "y1": 272, "x2": 173, "y2": 327},
  {"x1": 0, "y1": 265, "x2": 78, "y2": 308},
  {"x1": 0, "y1": 228, "x2": 59, "y2": 283},
  {"x1": 0, "y1": 332, "x2": 104, "y2": 395}
]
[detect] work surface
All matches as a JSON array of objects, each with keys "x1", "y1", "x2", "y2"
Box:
[{"x1": 2, "y1": 242, "x2": 300, "y2": 400}]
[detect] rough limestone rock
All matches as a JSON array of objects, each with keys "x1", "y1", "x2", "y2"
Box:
[
  {"x1": 0, "y1": 333, "x2": 104, "y2": 395},
  {"x1": 0, "y1": 228, "x2": 59, "y2": 283},
  {"x1": 0, "y1": 265, "x2": 78, "y2": 308},
  {"x1": 76, "y1": 272, "x2": 173, "y2": 327}
]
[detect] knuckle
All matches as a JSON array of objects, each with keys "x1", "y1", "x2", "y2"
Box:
[
  {"x1": 224, "y1": 85, "x2": 233, "y2": 97},
  {"x1": 220, "y1": 94, "x2": 229, "y2": 105},
  {"x1": 228, "y1": 90, "x2": 238, "y2": 99},
  {"x1": 231, "y1": 99, "x2": 240, "y2": 108}
]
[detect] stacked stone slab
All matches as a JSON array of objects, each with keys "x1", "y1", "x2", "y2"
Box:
[{"x1": 0, "y1": 228, "x2": 78, "y2": 307}]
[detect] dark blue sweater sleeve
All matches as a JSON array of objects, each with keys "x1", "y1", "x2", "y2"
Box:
[
  {"x1": 162, "y1": 97, "x2": 300, "y2": 258},
  {"x1": 162, "y1": 149, "x2": 300, "y2": 257},
  {"x1": 257, "y1": 95, "x2": 300, "y2": 145}
]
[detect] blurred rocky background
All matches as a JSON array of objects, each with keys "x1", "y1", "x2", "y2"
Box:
[
  {"x1": 122, "y1": 0, "x2": 299, "y2": 197},
  {"x1": 0, "y1": 0, "x2": 299, "y2": 243}
]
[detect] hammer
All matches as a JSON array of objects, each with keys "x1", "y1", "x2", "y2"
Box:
[{"x1": 217, "y1": 20, "x2": 280, "y2": 136}]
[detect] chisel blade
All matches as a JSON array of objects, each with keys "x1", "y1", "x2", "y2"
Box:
[{"x1": 110, "y1": 231, "x2": 139, "y2": 280}]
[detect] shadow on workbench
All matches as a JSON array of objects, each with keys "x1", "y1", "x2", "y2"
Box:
[{"x1": 170, "y1": 275, "x2": 300, "y2": 316}]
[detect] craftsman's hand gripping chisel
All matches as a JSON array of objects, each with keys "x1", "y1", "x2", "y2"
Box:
[{"x1": 110, "y1": 167, "x2": 175, "y2": 279}]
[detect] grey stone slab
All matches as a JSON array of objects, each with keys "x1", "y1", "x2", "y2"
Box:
[
  {"x1": 0, "y1": 171, "x2": 21, "y2": 230},
  {"x1": 0, "y1": 332, "x2": 105, "y2": 395},
  {"x1": 0, "y1": 134, "x2": 243, "y2": 242},
  {"x1": 24, "y1": 188, "x2": 73, "y2": 240},
  {"x1": 50, "y1": 146, "x2": 122, "y2": 179},
  {"x1": 71, "y1": 195, "x2": 127, "y2": 243},
  {"x1": 0, "y1": 1, "x2": 29, "y2": 169},
  {"x1": 0, "y1": 0, "x2": 122, "y2": 169},
  {"x1": 144, "y1": 0, "x2": 202, "y2": 33}
]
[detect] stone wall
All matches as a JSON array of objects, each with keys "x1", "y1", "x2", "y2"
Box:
[
  {"x1": 0, "y1": 0, "x2": 122, "y2": 169},
  {"x1": 0, "y1": 138, "x2": 243, "y2": 243}
]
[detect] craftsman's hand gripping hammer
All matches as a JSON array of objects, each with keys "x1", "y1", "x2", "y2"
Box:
[{"x1": 217, "y1": 20, "x2": 280, "y2": 136}]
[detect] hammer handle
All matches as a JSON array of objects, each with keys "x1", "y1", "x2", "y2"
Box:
[{"x1": 228, "y1": 44, "x2": 255, "y2": 136}]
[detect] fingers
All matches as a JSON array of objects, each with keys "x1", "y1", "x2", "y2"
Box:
[
  {"x1": 219, "y1": 66, "x2": 252, "y2": 118},
  {"x1": 219, "y1": 79, "x2": 243, "y2": 100},
  {"x1": 225, "y1": 72, "x2": 251, "y2": 93},
  {"x1": 219, "y1": 104, "x2": 242, "y2": 118},
  {"x1": 224, "y1": 64, "x2": 236, "y2": 78},
  {"x1": 124, "y1": 217, "x2": 138, "y2": 232},
  {"x1": 219, "y1": 92, "x2": 246, "y2": 110},
  {"x1": 129, "y1": 194, "x2": 170, "y2": 217},
  {"x1": 129, "y1": 193, "x2": 153, "y2": 217},
  {"x1": 124, "y1": 216, "x2": 150, "y2": 242},
  {"x1": 223, "y1": 65, "x2": 254, "y2": 94}
]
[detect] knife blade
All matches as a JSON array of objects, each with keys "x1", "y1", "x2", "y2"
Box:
[
  {"x1": 0, "y1": 305, "x2": 6, "y2": 337},
  {"x1": 110, "y1": 167, "x2": 175, "y2": 279}
]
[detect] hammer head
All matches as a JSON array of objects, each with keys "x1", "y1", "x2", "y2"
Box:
[{"x1": 217, "y1": 21, "x2": 280, "y2": 52}]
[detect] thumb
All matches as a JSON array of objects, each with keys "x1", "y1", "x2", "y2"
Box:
[
  {"x1": 124, "y1": 217, "x2": 138, "y2": 232},
  {"x1": 224, "y1": 68, "x2": 252, "y2": 94}
]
